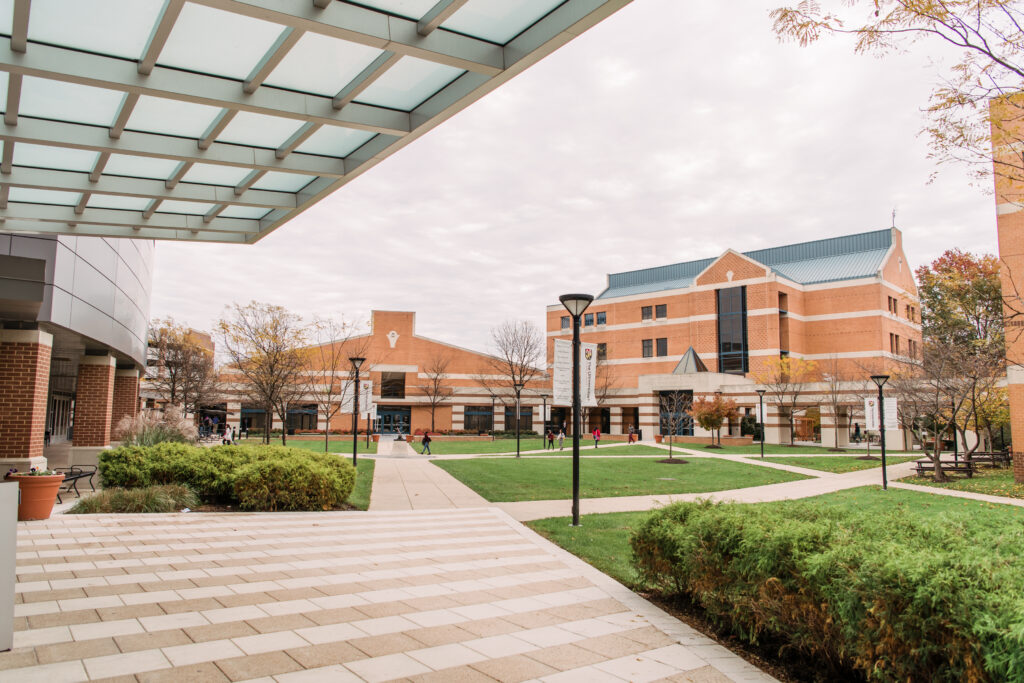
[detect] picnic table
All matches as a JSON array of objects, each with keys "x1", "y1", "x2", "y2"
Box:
[{"x1": 914, "y1": 460, "x2": 976, "y2": 478}]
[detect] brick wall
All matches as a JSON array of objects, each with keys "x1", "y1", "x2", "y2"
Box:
[
  {"x1": 110, "y1": 369, "x2": 140, "y2": 437},
  {"x1": 73, "y1": 355, "x2": 116, "y2": 448},
  {"x1": 0, "y1": 330, "x2": 52, "y2": 462}
]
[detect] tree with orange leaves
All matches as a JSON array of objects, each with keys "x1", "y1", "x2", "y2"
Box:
[{"x1": 690, "y1": 394, "x2": 740, "y2": 447}]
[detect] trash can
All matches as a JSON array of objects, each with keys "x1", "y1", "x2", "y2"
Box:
[{"x1": 0, "y1": 481, "x2": 17, "y2": 652}]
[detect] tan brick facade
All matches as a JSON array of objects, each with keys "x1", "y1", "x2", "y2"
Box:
[
  {"x1": 73, "y1": 355, "x2": 116, "y2": 448},
  {"x1": 110, "y1": 368, "x2": 141, "y2": 436},
  {"x1": 0, "y1": 329, "x2": 52, "y2": 465}
]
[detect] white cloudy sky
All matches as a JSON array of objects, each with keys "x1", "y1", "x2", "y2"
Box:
[{"x1": 151, "y1": 0, "x2": 997, "y2": 352}]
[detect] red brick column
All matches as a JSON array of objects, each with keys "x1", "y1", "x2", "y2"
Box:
[
  {"x1": 110, "y1": 368, "x2": 140, "y2": 438},
  {"x1": 73, "y1": 355, "x2": 116, "y2": 448},
  {"x1": 0, "y1": 329, "x2": 52, "y2": 468}
]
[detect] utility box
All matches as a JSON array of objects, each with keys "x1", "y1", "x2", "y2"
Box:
[{"x1": 0, "y1": 481, "x2": 17, "y2": 652}]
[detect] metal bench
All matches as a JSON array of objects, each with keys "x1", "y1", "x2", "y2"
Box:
[
  {"x1": 965, "y1": 451, "x2": 1011, "y2": 468},
  {"x1": 53, "y1": 466, "x2": 97, "y2": 503}
]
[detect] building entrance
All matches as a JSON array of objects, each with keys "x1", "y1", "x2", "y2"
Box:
[{"x1": 378, "y1": 406, "x2": 411, "y2": 435}]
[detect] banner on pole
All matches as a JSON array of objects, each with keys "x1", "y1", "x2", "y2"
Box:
[
  {"x1": 864, "y1": 397, "x2": 898, "y2": 431},
  {"x1": 553, "y1": 338, "x2": 572, "y2": 406},
  {"x1": 581, "y1": 342, "x2": 598, "y2": 408},
  {"x1": 755, "y1": 402, "x2": 765, "y2": 424},
  {"x1": 359, "y1": 380, "x2": 374, "y2": 418}
]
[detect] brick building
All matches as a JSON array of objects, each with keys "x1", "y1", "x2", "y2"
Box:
[
  {"x1": 545, "y1": 228, "x2": 922, "y2": 446},
  {"x1": 221, "y1": 310, "x2": 543, "y2": 437}
]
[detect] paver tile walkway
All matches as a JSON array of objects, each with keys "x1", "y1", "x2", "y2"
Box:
[
  {"x1": 370, "y1": 458, "x2": 488, "y2": 511},
  {"x1": 3, "y1": 508, "x2": 775, "y2": 682}
]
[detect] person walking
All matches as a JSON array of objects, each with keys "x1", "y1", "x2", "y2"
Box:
[
  {"x1": 627, "y1": 424, "x2": 635, "y2": 444},
  {"x1": 592, "y1": 427, "x2": 601, "y2": 448},
  {"x1": 853, "y1": 423, "x2": 861, "y2": 443},
  {"x1": 546, "y1": 429, "x2": 555, "y2": 450},
  {"x1": 557, "y1": 429, "x2": 565, "y2": 450},
  {"x1": 421, "y1": 431, "x2": 432, "y2": 455}
]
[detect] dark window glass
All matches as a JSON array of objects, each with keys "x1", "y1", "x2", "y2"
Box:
[
  {"x1": 596, "y1": 311, "x2": 606, "y2": 325},
  {"x1": 717, "y1": 286, "x2": 748, "y2": 375},
  {"x1": 463, "y1": 406, "x2": 492, "y2": 432},
  {"x1": 656, "y1": 338, "x2": 668, "y2": 357},
  {"x1": 560, "y1": 316, "x2": 569, "y2": 329},
  {"x1": 655, "y1": 304, "x2": 666, "y2": 319},
  {"x1": 658, "y1": 390, "x2": 694, "y2": 436},
  {"x1": 381, "y1": 371, "x2": 405, "y2": 399},
  {"x1": 504, "y1": 406, "x2": 533, "y2": 432},
  {"x1": 641, "y1": 306, "x2": 652, "y2": 321},
  {"x1": 584, "y1": 313, "x2": 594, "y2": 326},
  {"x1": 597, "y1": 343, "x2": 607, "y2": 360},
  {"x1": 642, "y1": 339, "x2": 653, "y2": 358}
]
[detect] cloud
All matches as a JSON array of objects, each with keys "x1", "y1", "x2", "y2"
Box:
[{"x1": 151, "y1": 0, "x2": 998, "y2": 355}]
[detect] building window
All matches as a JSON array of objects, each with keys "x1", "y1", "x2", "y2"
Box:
[
  {"x1": 381, "y1": 371, "x2": 405, "y2": 399},
  {"x1": 560, "y1": 316, "x2": 569, "y2": 329},
  {"x1": 887, "y1": 296, "x2": 899, "y2": 314},
  {"x1": 656, "y1": 338, "x2": 668, "y2": 357},
  {"x1": 597, "y1": 343, "x2": 607, "y2": 360},
  {"x1": 906, "y1": 305, "x2": 916, "y2": 322},
  {"x1": 504, "y1": 406, "x2": 533, "y2": 433},
  {"x1": 464, "y1": 406, "x2": 493, "y2": 433},
  {"x1": 641, "y1": 306, "x2": 652, "y2": 321},
  {"x1": 596, "y1": 311, "x2": 606, "y2": 325},
  {"x1": 907, "y1": 339, "x2": 918, "y2": 358},
  {"x1": 642, "y1": 339, "x2": 653, "y2": 358},
  {"x1": 584, "y1": 313, "x2": 594, "y2": 326},
  {"x1": 717, "y1": 286, "x2": 748, "y2": 375},
  {"x1": 655, "y1": 304, "x2": 666, "y2": 319},
  {"x1": 889, "y1": 333, "x2": 900, "y2": 355}
]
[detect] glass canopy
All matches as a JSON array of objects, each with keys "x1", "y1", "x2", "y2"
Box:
[{"x1": 0, "y1": 0, "x2": 632, "y2": 243}]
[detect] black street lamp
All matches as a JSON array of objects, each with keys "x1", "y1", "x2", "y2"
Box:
[
  {"x1": 513, "y1": 381, "x2": 524, "y2": 458},
  {"x1": 490, "y1": 395, "x2": 495, "y2": 441},
  {"x1": 871, "y1": 374, "x2": 890, "y2": 490},
  {"x1": 350, "y1": 357, "x2": 365, "y2": 467},
  {"x1": 755, "y1": 388, "x2": 766, "y2": 459},
  {"x1": 541, "y1": 393, "x2": 548, "y2": 440},
  {"x1": 560, "y1": 292, "x2": 593, "y2": 527}
]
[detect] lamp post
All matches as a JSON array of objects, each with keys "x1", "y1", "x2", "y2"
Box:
[
  {"x1": 490, "y1": 395, "x2": 495, "y2": 441},
  {"x1": 513, "y1": 381, "x2": 524, "y2": 458},
  {"x1": 755, "y1": 388, "x2": 766, "y2": 459},
  {"x1": 560, "y1": 292, "x2": 593, "y2": 527},
  {"x1": 870, "y1": 374, "x2": 890, "y2": 490},
  {"x1": 350, "y1": 357, "x2": 364, "y2": 467},
  {"x1": 541, "y1": 393, "x2": 548, "y2": 440}
]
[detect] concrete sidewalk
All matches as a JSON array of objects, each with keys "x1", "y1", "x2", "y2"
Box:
[{"x1": 369, "y1": 458, "x2": 489, "y2": 511}]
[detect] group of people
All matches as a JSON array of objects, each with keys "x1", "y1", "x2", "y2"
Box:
[{"x1": 541, "y1": 423, "x2": 639, "y2": 449}]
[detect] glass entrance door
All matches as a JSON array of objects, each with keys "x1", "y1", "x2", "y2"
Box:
[{"x1": 378, "y1": 406, "x2": 411, "y2": 435}]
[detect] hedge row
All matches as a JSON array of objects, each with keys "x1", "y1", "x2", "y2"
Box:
[
  {"x1": 630, "y1": 500, "x2": 1024, "y2": 682},
  {"x1": 98, "y1": 443, "x2": 356, "y2": 511}
]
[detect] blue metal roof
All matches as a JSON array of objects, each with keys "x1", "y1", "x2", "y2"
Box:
[{"x1": 597, "y1": 229, "x2": 893, "y2": 299}]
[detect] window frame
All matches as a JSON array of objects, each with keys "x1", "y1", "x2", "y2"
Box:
[
  {"x1": 655, "y1": 304, "x2": 666, "y2": 319},
  {"x1": 641, "y1": 305, "x2": 652, "y2": 321},
  {"x1": 656, "y1": 337, "x2": 668, "y2": 357},
  {"x1": 641, "y1": 339, "x2": 653, "y2": 358}
]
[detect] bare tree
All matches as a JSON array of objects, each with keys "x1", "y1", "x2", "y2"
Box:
[
  {"x1": 419, "y1": 351, "x2": 454, "y2": 432},
  {"x1": 658, "y1": 391, "x2": 692, "y2": 462},
  {"x1": 818, "y1": 355, "x2": 854, "y2": 452},
  {"x1": 753, "y1": 357, "x2": 818, "y2": 445},
  {"x1": 218, "y1": 302, "x2": 309, "y2": 446},
  {"x1": 487, "y1": 320, "x2": 544, "y2": 430},
  {"x1": 947, "y1": 345, "x2": 1004, "y2": 460},
  {"x1": 146, "y1": 318, "x2": 220, "y2": 418},
  {"x1": 304, "y1": 318, "x2": 370, "y2": 452},
  {"x1": 589, "y1": 360, "x2": 619, "y2": 433}
]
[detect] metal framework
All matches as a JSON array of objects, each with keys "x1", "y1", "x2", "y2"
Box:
[{"x1": 0, "y1": 0, "x2": 632, "y2": 243}]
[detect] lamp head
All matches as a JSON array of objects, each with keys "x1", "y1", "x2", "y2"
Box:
[
  {"x1": 870, "y1": 374, "x2": 890, "y2": 389},
  {"x1": 559, "y1": 293, "x2": 594, "y2": 317},
  {"x1": 513, "y1": 381, "x2": 524, "y2": 392},
  {"x1": 350, "y1": 357, "x2": 365, "y2": 371},
  {"x1": 755, "y1": 388, "x2": 766, "y2": 397}
]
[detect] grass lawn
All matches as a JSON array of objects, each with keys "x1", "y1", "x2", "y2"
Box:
[
  {"x1": 484, "y1": 444, "x2": 668, "y2": 457},
  {"x1": 431, "y1": 457, "x2": 810, "y2": 502},
  {"x1": 910, "y1": 467, "x2": 1024, "y2": 500},
  {"x1": 527, "y1": 486, "x2": 1024, "y2": 588},
  {"x1": 754, "y1": 455, "x2": 919, "y2": 473},
  {"x1": 696, "y1": 443, "x2": 912, "y2": 455},
  {"x1": 347, "y1": 459, "x2": 375, "y2": 510},
  {"x1": 237, "y1": 437, "x2": 377, "y2": 454}
]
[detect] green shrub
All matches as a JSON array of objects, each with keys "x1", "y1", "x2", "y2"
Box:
[
  {"x1": 98, "y1": 443, "x2": 356, "y2": 511},
  {"x1": 68, "y1": 485, "x2": 198, "y2": 514},
  {"x1": 630, "y1": 500, "x2": 1024, "y2": 682}
]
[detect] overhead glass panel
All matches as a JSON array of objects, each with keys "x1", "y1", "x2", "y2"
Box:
[
  {"x1": 444, "y1": 0, "x2": 565, "y2": 44},
  {"x1": 0, "y1": 72, "x2": 8, "y2": 110},
  {"x1": 126, "y1": 96, "x2": 222, "y2": 139},
  {"x1": 356, "y1": 57, "x2": 464, "y2": 111},
  {"x1": 157, "y1": 200, "x2": 210, "y2": 215},
  {"x1": 182, "y1": 164, "x2": 252, "y2": 187},
  {"x1": 220, "y1": 206, "x2": 271, "y2": 219},
  {"x1": 12, "y1": 143, "x2": 99, "y2": 172},
  {"x1": 251, "y1": 172, "x2": 316, "y2": 193},
  {"x1": 28, "y1": 0, "x2": 165, "y2": 60},
  {"x1": 348, "y1": 1, "x2": 437, "y2": 21},
  {"x1": 19, "y1": 77, "x2": 123, "y2": 126},
  {"x1": 87, "y1": 195, "x2": 152, "y2": 211},
  {"x1": 8, "y1": 188, "x2": 80, "y2": 205},
  {"x1": 0, "y1": 0, "x2": 11, "y2": 34},
  {"x1": 295, "y1": 127, "x2": 375, "y2": 158},
  {"x1": 216, "y1": 112, "x2": 306, "y2": 149},
  {"x1": 158, "y1": 3, "x2": 287, "y2": 80},
  {"x1": 264, "y1": 33, "x2": 385, "y2": 97},
  {"x1": 103, "y1": 154, "x2": 179, "y2": 181}
]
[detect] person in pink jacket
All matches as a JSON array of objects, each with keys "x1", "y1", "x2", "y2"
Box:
[{"x1": 592, "y1": 427, "x2": 601, "y2": 448}]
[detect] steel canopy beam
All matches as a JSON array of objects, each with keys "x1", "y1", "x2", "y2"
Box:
[
  {"x1": 417, "y1": 0, "x2": 470, "y2": 36},
  {"x1": 0, "y1": 201, "x2": 260, "y2": 233},
  {"x1": 0, "y1": 217, "x2": 250, "y2": 242}
]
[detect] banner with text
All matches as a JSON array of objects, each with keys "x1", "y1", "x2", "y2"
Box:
[
  {"x1": 864, "y1": 397, "x2": 899, "y2": 431},
  {"x1": 581, "y1": 342, "x2": 598, "y2": 408},
  {"x1": 553, "y1": 338, "x2": 572, "y2": 406},
  {"x1": 360, "y1": 380, "x2": 374, "y2": 418}
]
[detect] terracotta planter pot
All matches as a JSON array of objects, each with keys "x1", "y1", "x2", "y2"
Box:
[
  {"x1": 6, "y1": 473, "x2": 64, "y2": 521},
  {"x1": 372, "y1": 434, "x2": 380, "y2": 443},
  {"x1": 654, "y1": 434, "x2": 663, "y2": 444}
]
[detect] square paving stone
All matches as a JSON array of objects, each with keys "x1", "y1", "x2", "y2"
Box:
[
  {"x1": 214, "y1": 650, "x2": 303, "y2": 681},
  {"x1": 470, "y1": 654, "x2": 558, "y2": 683},
  {"x1": 285, "y1": 641, "x2": 368, "y2": 669},
  {"x1": 138, "y1": 661, "x2": 229, "y2": 683}
]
